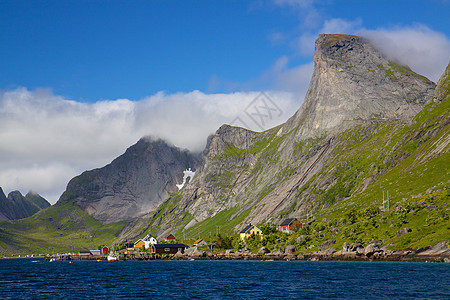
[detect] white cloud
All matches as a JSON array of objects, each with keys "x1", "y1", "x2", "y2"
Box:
[
  {"x1": 273, "y1": 0, "x2": 315, "y2": 7},
  {"x1": 0, "y1": 163, "x2": 76, "y2": 204},
  {"x1": 320, "y1": 18, "x2": 362, "y2": 35},
  {"x1": 263, "y1": 57, "x2": 314, "y2": 96},
  {"x1": 0, "y1": 88, "x2": 299, "y2": 203},
  {"x1": 359, "y1": 25, "x2": 450, "y2": 82},
  {"x1": 273, "y1": 0, "x2": 322, "y2": 29}
]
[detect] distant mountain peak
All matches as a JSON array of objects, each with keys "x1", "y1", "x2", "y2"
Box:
[
  {"x1": 57, "y1": 137, "x2": 202, "y2": 224},
  {"x1": 0, "y1": 188, "x2": 50, "y2": 221}
]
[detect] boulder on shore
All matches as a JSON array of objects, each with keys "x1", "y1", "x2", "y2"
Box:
[
  {"x1": 258, "y1": 247, "x2": 270, "y2": 255},
  {"x1": 342, "y1": 242, "x2": 350, "y2": 252},
  {"x1": 173, "y1": 251, "x2": 184, "y2": 259},
  {"x1": 349, "y1": 243, "x2": 362, "y2": 251},
  {"x1": 285, "y1": 245, "x2": 297, "y2": 254},
  {"x1": 185, "y1": 246, "x2": 205, "y2": 257},
  {"x1": 272, "y1": 248, "x2": 285, "y2": 256}
]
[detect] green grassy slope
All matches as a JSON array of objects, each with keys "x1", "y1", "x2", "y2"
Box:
[{"x1": 0, "y1": 202, "x2": 125, "y2": 255}]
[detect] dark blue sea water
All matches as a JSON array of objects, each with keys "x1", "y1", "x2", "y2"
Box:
[{"x1": 0, "y1": 259, "x2": 449, "y2": 299}]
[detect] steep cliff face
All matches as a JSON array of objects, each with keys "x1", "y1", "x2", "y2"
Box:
[
  {"x1": 146, "y1": 34, "x2": 439, "y2": 238},
  {"x1": 283, "y1": 34, "x2": 435, "y2": 139},
  {"x1": 58, "y1": 138, "x2": 201, "y2": 224},
  {"x1": 0, "y1": 188, "x2": 50, "y2": 221}
]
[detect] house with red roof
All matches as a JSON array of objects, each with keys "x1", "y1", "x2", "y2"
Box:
[{"x1": 165, "y1": 234, "x2": 176, "y2": 241}]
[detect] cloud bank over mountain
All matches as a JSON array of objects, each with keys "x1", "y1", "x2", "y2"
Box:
[
  {"x1": 1, "y1": 0, "x2": 449, "y2": 205},
  {"x1": 0, "y1": 88, "x2": 299, "y2": 203}
]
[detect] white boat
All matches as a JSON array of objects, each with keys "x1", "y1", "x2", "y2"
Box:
[{"x1": 107, "y1": 254, "x2": 118, "y2": 261}]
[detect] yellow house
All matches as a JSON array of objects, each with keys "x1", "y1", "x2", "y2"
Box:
[
  {"x1": 134, "y1": 239, "x2": 145, "y2": 249},
  {"x1": 239, "y1": 224, "x2": 263, "y2": 240}
]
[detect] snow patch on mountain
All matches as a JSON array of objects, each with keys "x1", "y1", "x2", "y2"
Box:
[{"x1": 176, "y1": 168, "x2": 196, "y2": 190}]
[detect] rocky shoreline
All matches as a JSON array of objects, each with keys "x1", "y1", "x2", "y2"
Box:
[{"x1": 64, "y1": 239, "x2": 450, "y2": 263}]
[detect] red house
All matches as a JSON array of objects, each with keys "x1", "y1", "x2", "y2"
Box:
[
  {"x1": 165, "y1": 234, "x2": 176, "y2": 241},
  {"x1": 101, "y1": 246, "x2": 109, "y2": 255},
  {"x1": 279, "y1": 218, "x2": 302, "y2": 232}
]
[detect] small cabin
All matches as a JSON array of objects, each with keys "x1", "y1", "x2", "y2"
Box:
[
  {"x1": 79, "y1": 250, "x2": 92, "y2": 256},
  {"x1": 165, "y1": 234, "x2": 176, "y2": 241},
  {"x1": 193, "y1": 239, "x2": 208, "y2": 247},
  {"x1": 101, "y1": 246, "x2": 109, "y2": 255},
  {"x1": 239, "y1": 224, "x2": 263, "y2": 240},
  {"x1": 90, "y1": 250, "x2": 101, "y2": 256},
  {"x1": 152, "y1": 244, "x2": 187, "y2": 255},
  {"x1": 279, "y1": 218, "x2": 302, "y2": 233}
]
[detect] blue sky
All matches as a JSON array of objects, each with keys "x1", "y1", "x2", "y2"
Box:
[
  {"x1": 0, "y1": 0, "x2": 449, "y2": 203},
  {"x1": 1, "y1": 0, "x2": 449, "y2": 101}
]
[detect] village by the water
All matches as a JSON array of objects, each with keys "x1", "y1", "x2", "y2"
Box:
[{"x1": 17, "y1": 217, "x2": 448, "y2": 263}]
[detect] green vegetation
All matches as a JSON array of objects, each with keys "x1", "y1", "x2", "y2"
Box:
[
  {"x1": 0, "y1": 202, "x2": 125, "y2": 255},
  {"x1": 388, "y1": 61, "x2": 432, "y2": 82},
  {"x1": 323, "y1": 34, "x2": 358, "y2": 47},
  {"x1": 177, "y1": 206, "x2": 252, "y2": 239}
]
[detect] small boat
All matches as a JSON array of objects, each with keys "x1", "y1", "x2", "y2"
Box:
[
  {"x1": 49, "y1": 258, "x2": 56, "y2": 262},
  {"x1": 107, "y1": 254, "x2": 118, "y2": 261}
]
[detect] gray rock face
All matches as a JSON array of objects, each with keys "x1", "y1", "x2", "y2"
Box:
[
  {"x1": 342, "y1": 242, "x2": 350, "y2": 252},
  {"x1": 185, "y1": 246, "x2": 204, "y2": 257},
  {"x1": 364, "y1": 240, "x2": 383, "y2": 256},
  {"x1": 205, "y1": 125, "x2": 259, "y2": 158},
  {"x1": 149, "y1": 34, "x2": 436, "y2": 235},
  {"x1": 349, "y1": 243, "x2": 362, "y2": 251},
  {"x1": 283, "y1": 34, "x2": 435, "y2": 139},
  {"x1": 272, "y1": 248, "x2": 285, "y2": 256},
  {"x1": 285, "y1": 245, "x2": 297, "y2": 254},
  {"x1": 0, "y1": 188, "x2": 50, "y2": 221},
  {"x1": 58, "y1": 138, "x2": 201, "y2": 224}
]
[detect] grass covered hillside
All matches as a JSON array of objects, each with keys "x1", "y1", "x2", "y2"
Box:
[
  {"x1": 0, "y1": 202, "x2": 125, "y2": 255},
  {"x1": 284, "y1": 95, "x2": 449, "y2": 252}
]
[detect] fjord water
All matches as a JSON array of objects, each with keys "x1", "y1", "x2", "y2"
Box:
[{"x1": 1, "y1": 259, "x2": 448, "y2": 299}]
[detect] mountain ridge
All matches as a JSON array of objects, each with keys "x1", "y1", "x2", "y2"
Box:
[
  {"x1": 57, "y1": 137, "x2": 202, "y2": 224},
  {"x1": 139, "y1": 34, "x2": 442, "y2": 239},
  {"x1": 0, "y1": 188, "x2": 50, "y2": 221}
]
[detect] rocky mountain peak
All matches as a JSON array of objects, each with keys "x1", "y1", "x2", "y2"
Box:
[
  {"x1": 58, "y1": 137, "x2": 202, "y2": 224},
  {"x1": 205, "y1": 125, "x2": 259, "y2": 158},
  {"x1": 283, "y1": 34, "x2": 436, "y2": 139}
]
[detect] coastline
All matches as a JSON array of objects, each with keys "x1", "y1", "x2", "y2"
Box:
[{"x1": 52, "y1": 249, "x2": 450, "y2": 263}]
